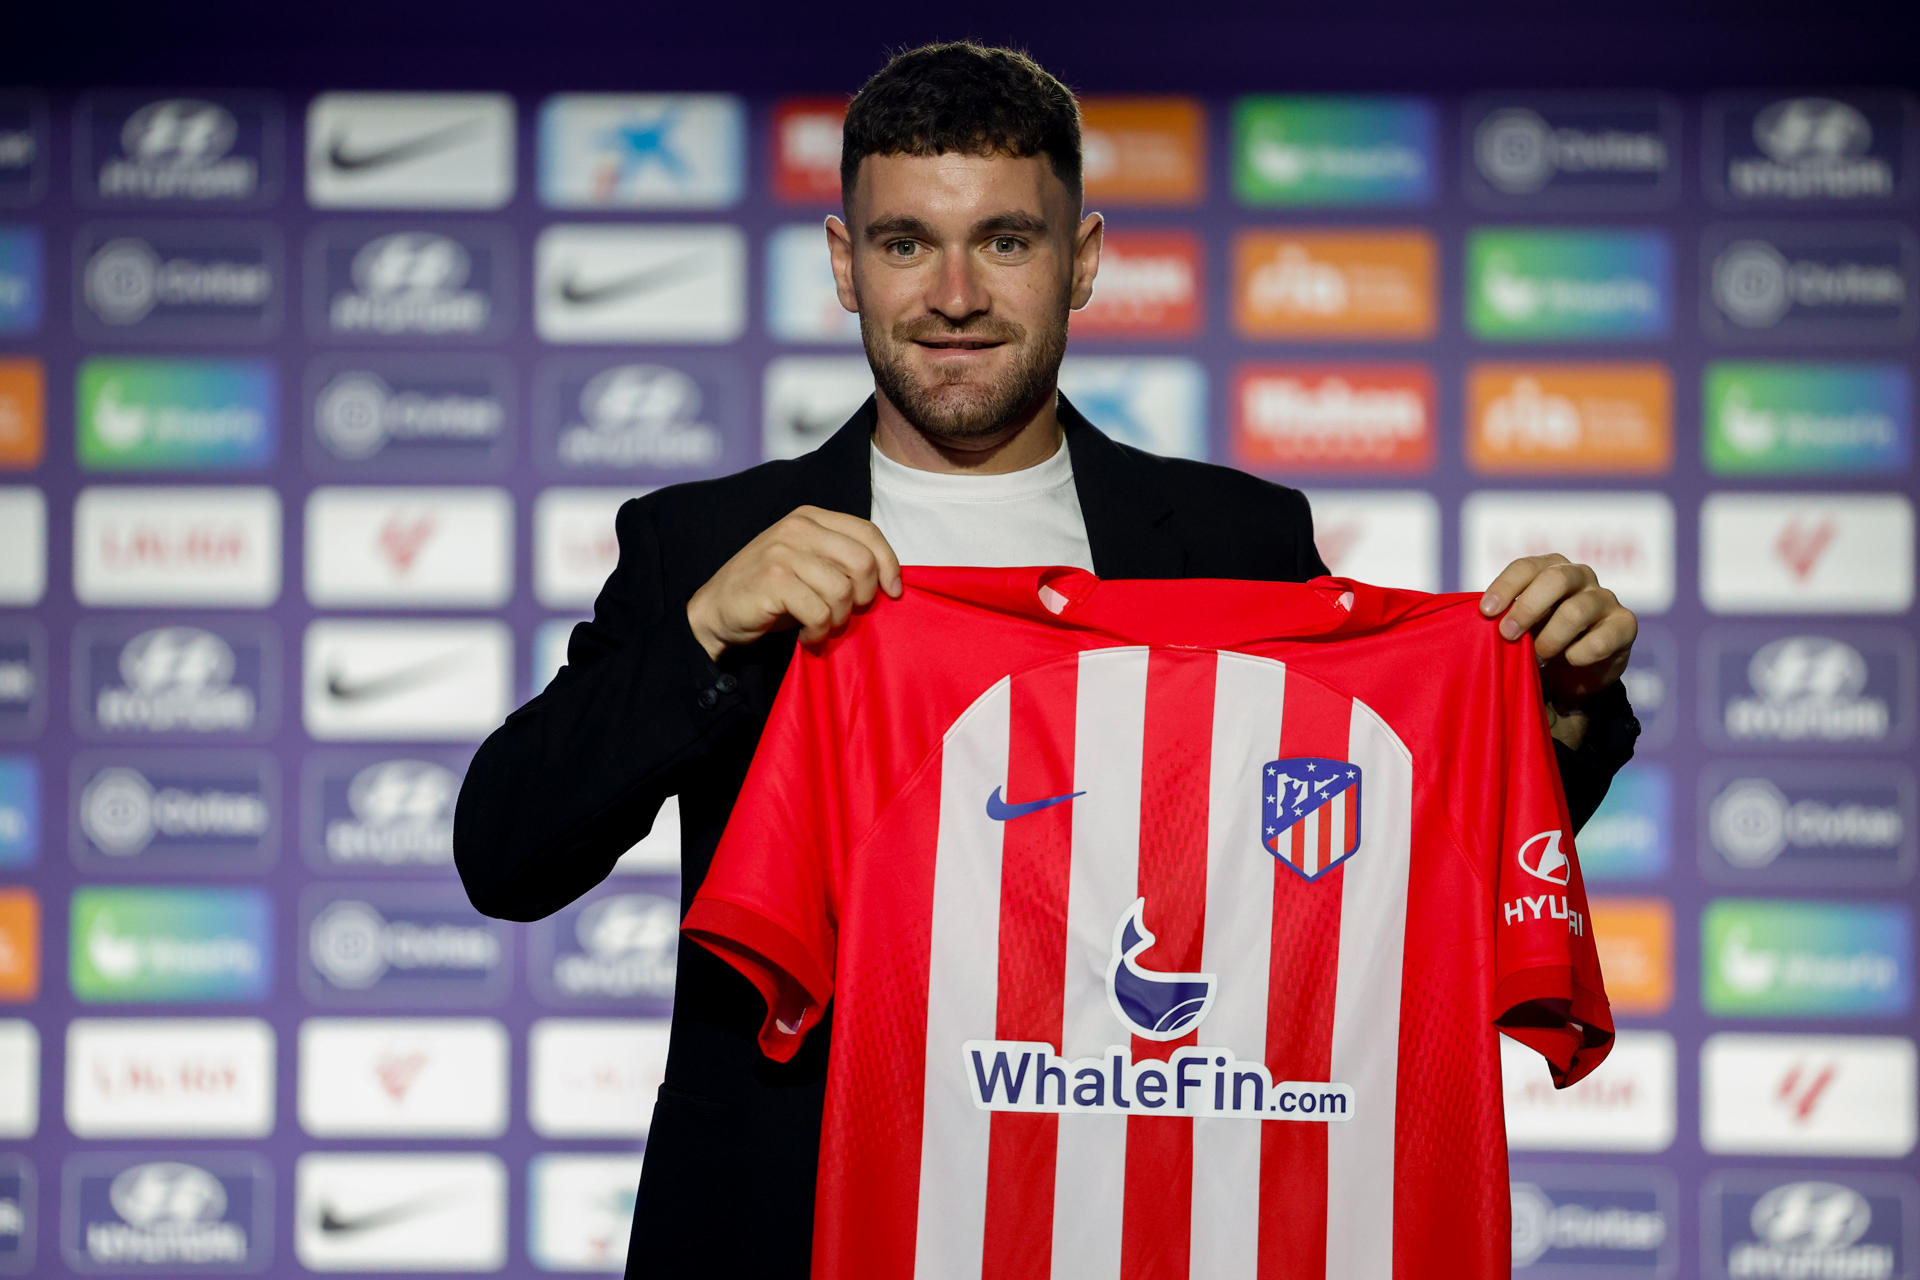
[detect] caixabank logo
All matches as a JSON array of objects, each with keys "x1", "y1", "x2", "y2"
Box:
[
  {"x1": 1701, "y1": 900, "x2": 1911, "y2": 1018},
  {"x1": 71, "y1": 752, "x2": 275, "y2": 872},
  {"x1": 75, "y1": 92, "x2": 280, "y2": 207},
  {"x1": 302, "y1": 751, "x2": 462, "y2": 872},
  {"x1": 1465, "y1": 92, "x2": 1678, "y2": 209},
  {"x1": 68, "y1": 887, "x2": 272, "y2": 1004},
  {"x1": 1707, "y1": 92, "x2": 1916, "y2": 205},
  {"x1": 539, "y1": 93, "x2": 744, "y2": 209},
  {"x1": 1702, "y1": 762, "x2": 1914, "y2": 885},
  {"x1": 1705, "y1": 224, "x2": 1918, "y2": 343},
  {"x1": 61, "y1": 1153, "x2": 271, "y2": 1272},
  {"x1": 300, "y1": 886, "x2": 510, "y2": 1006},
  {"x1": 305, "y1": 354, "x2": 510, "y2": 475},
  {"x1": 1057, "y1": 357, "x2": 1208, "y2": 461},
  {"x1": 72, "y1": 620, "x2": 276, "y2": 740},
  {"x1": 533, "y1": 356, "x2": 741, "y2": 480},
  {"x1": 307, "y1": 224, "x2": 512, "y2": 342},
  {"x1": 75, "y1": 357, "x2": 276, "y2": 471},
  {"x1": 74, "y1": 222, "x2": 279, "y2": 341},
  {"x1": 766, "y1": 223, "x2": 861, "y2": 343},
  {"x1": 1704, "y1": 362, "x2": 1911, "y2": 475},
  {"x1": 1703, "y1": 1172, "x2": 1916, "y2": 1280},
  {"x1": 1466, "y1": 229, "x2": 1672, "y2": 340},
  {"x1": 1701, "y1": 628, "x2": 1915, "y2": 749},
  {"x1": 529, "y1": 879, "x2": 679, "y2": 1013}
]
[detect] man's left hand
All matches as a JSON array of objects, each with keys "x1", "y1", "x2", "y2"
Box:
[{"x1": 1480, "y1": 554, "x2": 1638, "y2": 747}]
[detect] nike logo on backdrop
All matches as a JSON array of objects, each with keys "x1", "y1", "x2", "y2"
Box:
[
  {"x1": 326, "y1": 119, "x2": 485, "y2": 173},
  {"x1": 555, "y1": 254, "x2": 710, "y2": 307},
  {"x1": 323, "y1": 653, "x2": 463, "y2": 703},
  {"x1": 317, "y1": 1188, "x2": 460, "y2": 1235},
  {"x1": 986, "y1": 786, "x2": 1086, "y2": 821}
]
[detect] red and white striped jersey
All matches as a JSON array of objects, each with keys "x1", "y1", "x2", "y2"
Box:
[{"x1": 685, "y1": 567, "x2": 1614, "y2": 1280}]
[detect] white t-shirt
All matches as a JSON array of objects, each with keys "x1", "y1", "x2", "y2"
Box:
[{"x1": 868, "y1": 438, "x2": 1095, "y2": 571}]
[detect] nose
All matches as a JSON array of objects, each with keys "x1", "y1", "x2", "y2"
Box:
[{"x1": 926, "y1": 247, "x2": 990, "y2": 325}]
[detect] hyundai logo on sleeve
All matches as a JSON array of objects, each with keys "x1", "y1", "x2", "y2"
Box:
[
  {"x1": 74, "y1": 222, "x2": 279, "y2": 341},
  {"x1": 62, "y1": 1153, "x2": 270, "y2": 1271},
  {"x1": 73, "y1": 621, "x2": 275, "y2": 741},
  {"x1": 77, "y1": 92, "x2": 280, "y2": 206},
  {"x1": 71, "y1": 752, "x2": 275, "y2": 872}
]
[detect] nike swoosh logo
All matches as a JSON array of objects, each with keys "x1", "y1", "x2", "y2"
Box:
[
  {"x1": 986, "y1": 786, "x2": 1086, "y2": 821},
  {"x1": 323, "y1": 652, "x2": 462, "y2": 703},
  {"x1": 326, "y1": 119, "x2": 486, "y2": 174},
  {"x1": 318, "y1": 1189, "x2": 460, "y2": 1235},
  {"x1": 555, "y1": 254, "x2": 710, "y2": 307}
]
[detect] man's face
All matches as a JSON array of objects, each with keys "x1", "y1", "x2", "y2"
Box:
[{"x1": 827, "y1": 151, "x2": 1102, "y2": 445}]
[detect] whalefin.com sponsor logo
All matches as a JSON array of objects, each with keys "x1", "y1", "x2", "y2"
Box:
[
  {"x1": 69, "y1": 887, "x2": 271, "y2": 1004},
  {"x1": 540, "y1": 93, "x2": 743, "y2": 209},
  {"x1": 1703, "y1": 900, "x2": 1911, "y2": 1017},
  {"x1": 1704, "y1": 630, "x2": 1913, "y2": 748},
  {"x1": 75, "y1": 222, "x2": 278, "y2": 340},
  {"x1": 63, "y1": 1018, "x2": 275, "y2": 1138},
  {"x1": 73, "y1": 485, "x2": 281, "y2": 607},
  {"x1": 1057, "y1": 357, "x2": 1207, "y2": 460},
  {"x1": 1467, "y1": 363, "x2": 1672, "y2": 474},
  {"x1": 771, "y1": 97, "x2": 844, "y2": 203},
  {"x1": 1467, "y1": 93, "x2": 1677, "y2": 207},
  {"x1": 306, "y1": 92, "x2": 514, "y2": 209},
  {"x1": 1468, "y1": 229, "x2": 1672, "y2": 340},
  {"x1": 0, "y1": 93, "x2": 47, "y2": 206},
  {"x1": 1705, "y1": 362, "x2": 1911, "y2": 475},
  {"x1": 78, "y1": 92, "x2": 278, "y2": 206},
  {"x1": 1231, "y1": 364, "x2": 1435, "y2": 472},
  {"x1": 1700, "y1": 1033, "x2": 1917, "y2": 1157},
  {"x1": 0, "y1": 758, "x2": 36, "y2": 868},
  {"x1": 1705, "y1": 1172, "x2": 1914, "y2": 1280},
  {"x1": 0, "y1": 623, "x2": 42, "y2": 739},
  {"x1": 309, "y1": 224, "x2": 510, "y2": 341},
  {"x1": 75, "y1": 621, "x2": 274, "y2": 739},
  {"x1": 1070, "y1": 230, "x2": 1202, "y2": 337},
  {"x1": 1704, "y1": 763, "x2": 1913, "y2": 885},
  {"x1": 77, "y1": 357, "x2": 275, "y2": 471},
  {"x1": 1507, "y1": 1166, "x2": 1676, "y2": 1275},
  {"x1": 73, "y1": 754, "x2": 274, "y2": 871},
  {"x1": 0, "y1": 228, "x2": 42, "y2": 334},
  {"x1": 534, "y1": 357, "x2": 737, "y2": 479},
  {"x1": 529, "y1": 1153, "x2": 645, "y2": 1272},
  {"x1": 531, "y1": 882, "x2": 678, "y2": 1012},
  {"x1": 767, "y1": 223, "x2": 860, "y2": 342},
  {"x1": 1233, "y1": 229, "x2": 1437, "y2": 338},
  {"x1": 1574, "y1": 765, "x2": 1670, "y2": 882},
  {"x1": 302, "y1": 887, "x2": 509, "y2": 1005},
  {"x1": 1233, "y1": 96, "x2": 1434, "y2": 206},
  {"x1": 305, "y1": 753, "x2": 460, "y2": 871},
  {"x1": 294, "y1": 1152, "x2": 505, "y2": 1271},
  {"x1": 306, "y1": 355, "x2": 508, "y2": 474},
  {"x1": 1709, "y1": 92, "x2": 1914, "y2": 204},
  {"x1": 1080, "y1": 97, "x2": 1206, "y2": 205},
  {"x1": 1504, "y1": 1031, "x2": 1676, "y2": 1152},
  {"x1": 63, "y1": 1154, "x2": 269, "y2": 1271},
  {"x1": 1706, "y1": 225, "x2": 1917, "y2": 341},
  {"x1": 966, "y1": 1040, "x2": 1354, "y2": 1122}
]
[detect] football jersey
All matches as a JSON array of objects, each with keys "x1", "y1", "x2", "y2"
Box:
[{"x1": 684, "y1": 566, "x2": 1614, "y2": 1280}]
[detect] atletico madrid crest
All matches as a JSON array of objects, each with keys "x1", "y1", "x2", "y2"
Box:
[{"x1": 1262, "y1": 756, "x2": 1363, "y2": 881}]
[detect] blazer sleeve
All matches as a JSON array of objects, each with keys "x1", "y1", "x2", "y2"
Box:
[{"x1": 453, "y1": 494, "x2": 756, "y2": 921}]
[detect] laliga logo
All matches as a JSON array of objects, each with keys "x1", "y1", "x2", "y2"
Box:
[
  {"x1": 1105, "y1": 898, "x2": 1215, "y2": 1041},
  {"x1": 1517, "y1": 829, "x2": 1571, "y2": 885}
]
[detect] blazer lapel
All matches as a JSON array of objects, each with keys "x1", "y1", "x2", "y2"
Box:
[
  {"x1": 1061, "y1": 395, "x2": 1185, "y2": 579},
  {"x1": 799, "y1": 395, "x2": 877, "y2": 520}
]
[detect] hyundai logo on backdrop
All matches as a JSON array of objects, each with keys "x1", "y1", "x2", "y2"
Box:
[
  {"x1": 1618, "y1": 625, "x2": 1682, "y2": 751},
  {"x1": 529, "y1": 879, "x2": 680, "y2": 1012},
  {"x1": 1703, "y1": 1172, "x2": 1915, "y2": 1280},
  {"x1": 305, "y1": 355, "x2": 510, "y2": 475},
  {"x1": 73, "y1": 621, "x2": 275, "y2": 740},
  {"x1": 303, "y1": 751, "x2": 463, "y2": 872},
  {"x1": 1707, "y1": 92, "x2": 1915, "y2": 205},
  {"x1": 540, "y1": 93, "x2": 744, "y2": 208},
  {"x1": 1506, "y1": 1165, "x2": 1677, "y2": 1275},
  {"x1": 301, "y1": 886, "x2": 510, "y2": 1006},
  {"x1": 71, "y1": 753, "x2": 275, "y2": 872},
  {"x1": 77, "y1": 92, "x2": 279, "y2": 206},
  {"x1": 308, "y1": 224, "x2": 511, "y2": 342},
  {"x1": 533, "y1": 357, "x2": 740, "y2": 480},
  {"x1": 0, "y1": 622, "x2": 43, "y2": 740},
  {"x1": 1702, "y1": 763, "x2": 1914, "y2": 884},
  {"x1": 0, "y1": 1156, "x2": 29, "y2": 1273},
  {"x1": 0, "y1": 93, "x2": 47, "y2": 206},
  {"x1": 1702, "y1": 629, "x2": 1914, "y2": 749},
  {"x1": 62, "y1": 1154, "x2": 270, "y2": 1272},
  {"x1": 1465, "y1": 93, "x2": 1678, "y2": 208},
  {"x1": 1705, "y1": 225, "x2": 1917, "y2": 342},
  {"x1": 75, "y1": 222, "x2": 279, "y2": 340}
]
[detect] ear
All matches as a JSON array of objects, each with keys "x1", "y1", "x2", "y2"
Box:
[
  {"x1": 825, "y1": 215, "x2": 858, "y2": 314},
  {"x1": 1069, "y1": 211, "x2": 1104, "y2": 311}
]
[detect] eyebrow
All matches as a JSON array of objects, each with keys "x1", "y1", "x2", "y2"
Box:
[{"x1": 863, "y1": 211, "x2": 1050, "y2": 242}]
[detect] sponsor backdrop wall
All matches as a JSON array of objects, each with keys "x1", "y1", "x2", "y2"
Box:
[{"x1": 0, "y1": 65, "x2": 1915, "y2": 1280}]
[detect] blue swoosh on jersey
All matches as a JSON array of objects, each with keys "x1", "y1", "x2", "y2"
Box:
[{"x1": 986, "y1": 786, "x2": 1087, "y2": 821}]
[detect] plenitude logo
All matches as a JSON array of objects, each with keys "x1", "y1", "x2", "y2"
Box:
[
  {"x1": 69, "y1": 886, "x2": 272, "y2": 1003},
  {"x1": 1467, "y1": 229, "x2": 1672, "y2": 340},
  {"x1": 1704, "y1": 362, "x2": 1911, "y2": 474},
  {"x1": 0, "y1": 357, "x2": 43, "y2": 469},
  {"x1": 1233, "y1": 96, "x2": 1435, "y2": 206},
  {"x1": 76, "y1": 357, "x2": 275, "y2": 471},
  {"x1": 1080, "y1": 97, "x2": 1206, "y2": 205},
  {"x1": 1702, "y1": 900, "x2": 1911, "y2": 1017},
  {"x1": 0, "y1": 93, "x2": 46, "y2": 207},
  {"x1": 1466, "y1": 363, "x2": 1671, "y2": 473},
  {"x1": 1233, "y1": 229, "x2": 1436, "y2": 339}
]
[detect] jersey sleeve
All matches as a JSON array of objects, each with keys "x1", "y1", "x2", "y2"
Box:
[
  {"x1": 1481, "y1": 636, "x2": 1616, "y2": 1088},
  {"x1": 683, "y1": 639, "x2": 849, "y2": 1064}
]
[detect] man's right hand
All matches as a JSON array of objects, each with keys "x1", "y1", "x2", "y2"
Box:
[{"x1": 685, "y1": 506, "x2": 904, "y2": 661}]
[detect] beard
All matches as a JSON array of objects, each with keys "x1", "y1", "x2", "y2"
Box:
[{"x1": 861, "y1": 295, "x2": 1071, "y2": 444}]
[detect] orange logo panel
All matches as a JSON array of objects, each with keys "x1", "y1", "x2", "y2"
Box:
[
  {"x1": 0, "y1": 358, "x2": 43, "y2": 470},
  {"x1": 0, "y1": 889, "x2": 38, "y2": 1002},
  {"x1": 1072, "y1": 230, "x2": 1202, "y2": 338},
  {"x1": 1468, "y1": 363, "x2": 1672, "y2": 474},
  {"x1": 1080, "y1": 97, "x2": 1206, "y2": 205},
  {"x1": 1589, "y1": 897, "x2": 1672, "y2": 1016},
  {"x1": 1233, "y1": 230, "x2": 1436, "y2": 339},
  {"x1": 1231, "y1": 363, "x2": 1435, "y2": 471},
  {"x1": 773, "y1": 97, "x2": 847, "y2": 204}
]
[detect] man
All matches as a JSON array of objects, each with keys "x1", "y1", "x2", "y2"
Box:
[{"x1": 454, "y1": 41, "x2": 1639, "y2": 1278}]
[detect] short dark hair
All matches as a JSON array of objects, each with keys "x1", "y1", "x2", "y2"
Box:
[{"x1": 841, "y1": 42, "x2": 1083, "y2": 211}]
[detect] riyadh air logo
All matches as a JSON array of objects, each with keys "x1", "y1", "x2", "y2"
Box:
[
  {"x1": 1106, "y1": 899, "x2": 1216, "y2": 1040},
  {"x1": 1263, "y1": 756, "x2": 1362, "y2": 880}
]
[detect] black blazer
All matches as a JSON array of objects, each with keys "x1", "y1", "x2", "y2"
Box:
[{"x1": 453, "y1": 396, "x2": 1636, "y2": 1279}]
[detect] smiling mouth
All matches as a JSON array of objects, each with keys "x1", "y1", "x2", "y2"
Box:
[{"x1": 914, "y1": 338, "x2": 1004, "y2": 351}]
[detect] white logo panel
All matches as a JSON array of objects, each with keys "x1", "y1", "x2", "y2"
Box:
[
  {"x1": 1702, "y1": 1033, "x2": 1917, "y2": 1156},
  {"x1": 767, "y1": 223, "x2": 859, "y2": 342},
  {"x1": 534, "y1": 225, "x2": 744, "y2": 343},
  {"x1": 298, "y1": 1017, "x2": 508, "y2": 1137},
  {"x1": 1057, "y1": 357, "x2": 1208, "y2": 460},
  {"x1": 1461, "y1": 490, "x2": 1675, "y2": 614},
  {"x1": 65, "y1": 1018, "x2": 275, "y2": 1137},
  {"x1": 303, "y1": 619, "x2": 510, "y2": 741},
  {"x1": 1504, "y1": 1030, "x2": 1676, "y2": 1152},
  {"x1": 306, "y1": 93, "x2": 514, "y2": 209},
  {"x1": 539, "y1": 93, "x2": 743, "y2": 209},
  {"x1": 294, "y1": 1152, "x2": 505, "y2": 1271},
  {"x1": 528, "y1": 1018, "x2": 669, "y2": 1138},
  {"x1": 613, "y1": 796, "x2": 680, "y2": 875},
  {"x1": 529, "y1": 1154, "x2": 645, "y2": 1272},
  {"x1": 0, "y1": 1020, "x2": 37, "y2": 1138},
  {"x1": 534, "y1": 488, "x2": 631, "y2": 609},
  {"x1": 1303, "y1": 490, "x2": 1441, "y2": 592},
  {"x1": 761, "y1": 356, "x2": 871, "y2": 461},
  {"x1": 305, "y1": 486, "x2": 513, "y2": 607},
  {"x1": 1702, "y1": 493, "x2": 1914, "y2": 615},
  {"x1": 0, "y1": 489, "x2": 45, "y2": 605},
  {"x1": 73, "y1": 486, "x2": 281, "y2": 607}
]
